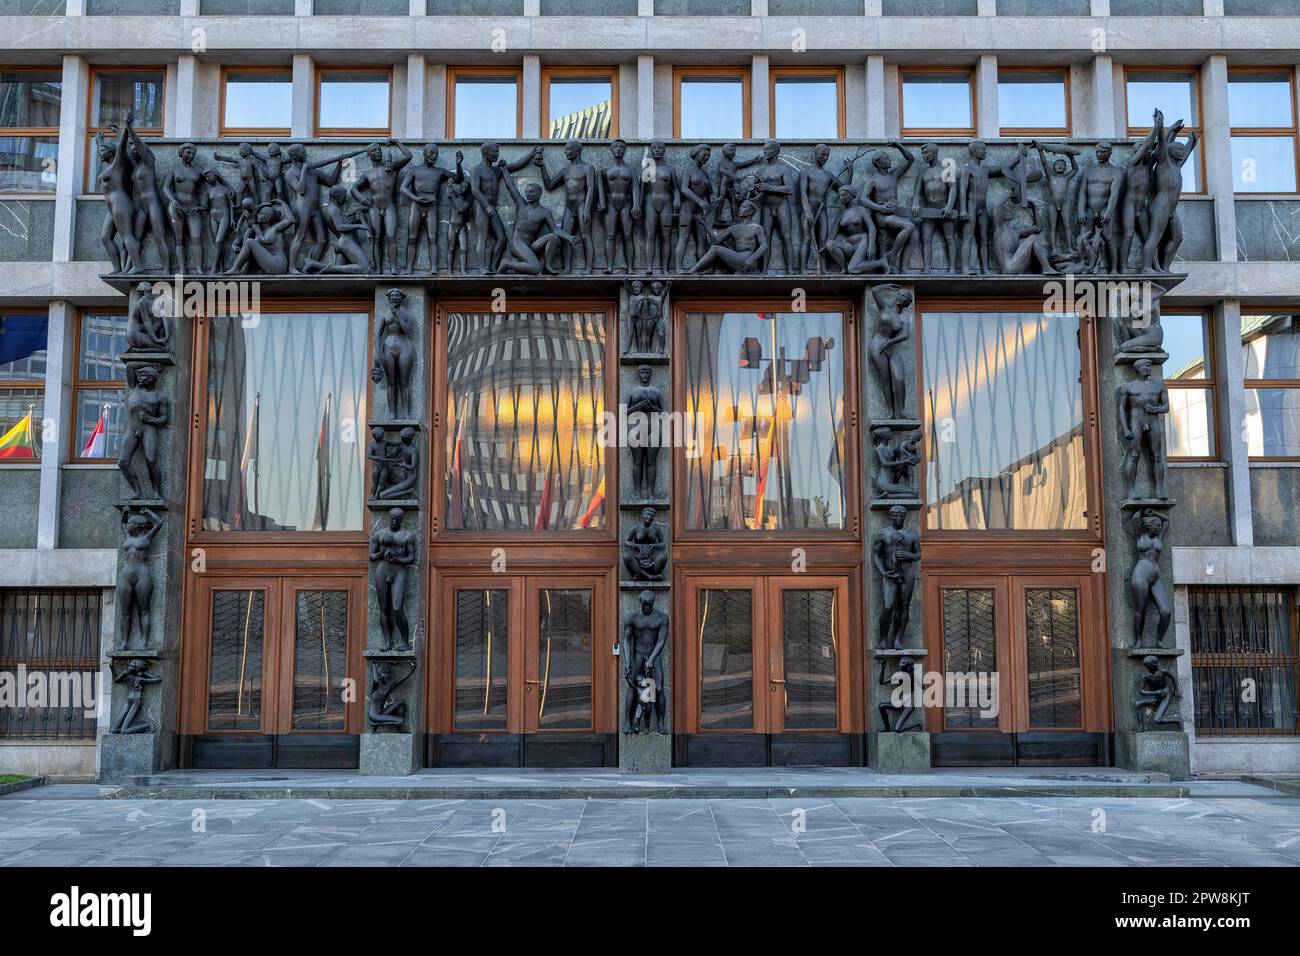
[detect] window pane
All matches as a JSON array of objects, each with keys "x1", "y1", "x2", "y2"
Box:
[
  {"x1": 206, "y1": 589, "x2": 264, "y2": 731},
  {"x1": 941, "y1": 588, "x2": 998, "y2": 729},
  {"x1": 1126, "y1": 73, "x2": 1198, "y2": 128},
  {"x1": 0, "y1": 71, "x2": 61, "y2": 128},
  {"x1": 0, "y1": 386, "x2": 42, "y2": 459},
  {"x1": 1241, "y1": 313, "x2": 1300, "y2": 379},
  {"x1": 444, "y1": 311, "x2": 606, "y2": 532},
  {"x1": 318, "y1": 72, "x2": 389, "y2": 131},
  {"x1": 546, "y1": 77, "x2": 612, "y2": 139},
  {"x1": 537, "y1": 588, "x2": 593, "y2": 730},
  {"x1": 223, "y1": 71, "x2": 292, "y2": 131},
  {"x1": 1162, "y1": 313, "x2": 1209, "y2": 380},
  {"x1": 781, "y1": 588, "x2": 838, "y2": 730},
  {"x1": 683, "y1": 310, "x2": 848, "y2": 531},
  {"x1": 1165, "y1": 387, "x2": 1215, "y2": 458},
  {"x1": 79, "y1": 312, "x2": 128, "y2": 382},
  {"x1": 202, "y1": 312, "x2": 369, "y2": 532},
  {"x1": 454, "y1": 588, "x2": 509, "y2": 731},
  {"x1": 74, "y1": 387, "x2": 125, "y2": 460},
  {"x1": 291, "y1": 590, "x2": 349, "y2": 731},
  {"x1": 902, "y1": 73, "x2": 972, "y2": 131},
  {"x1": 0, "y1": 314, "x2": 47, "y2": 380},
  {"x1": 1231, "y1": 135, "x2": 1297, "y2": 192},
  {"x1": 998, "y1": 73, "x2": 1067, "y2": 131},
  {"x1": 679, "y1": 77, "x2": 745, "y2": 140},
  {"x1": 1025, "y1": 588, "x2": 1081, "y2": 729},
  {"x1": 453, "y1": 77, "x2": 518, "y2": 139},
  {"x1": 773, "y1": 76, "x2": 838, "y2": 139},
  {"x1": 698, "y1": 588, "x2": 754, "y2": 731},
  {"x1": 923, "y1": 311, "x2": 1087, "y2": 531},
  {"x1": 0, "y1": 134, "x2": 58, "y2": 193},
  {"x1": 1228, "y1": 73, "x2": 1294, "y2": 129},
  {"x1": 92, "y1": 71, "x2": 164, "y2": 129},
  {"x1": 1244, "y1": 387, "x2": 1300, "y2": 457}
]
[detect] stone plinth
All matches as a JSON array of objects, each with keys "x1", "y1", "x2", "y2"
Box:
[
  {"x1": 1115, "y1": 731, "x2": 1191, "y2": 780},
  {"x1": 868, "y1": 731, "x2": 932, "y2": 774},
  {"x1": 100, "y1": 733, "x2": 164, "y2": 786},
  {"x1": 619, "y1": 732, "x2": 671, "y2": 774},
  {"x1": 360, "y1": 732, "x2": 421, "y2": 777}
]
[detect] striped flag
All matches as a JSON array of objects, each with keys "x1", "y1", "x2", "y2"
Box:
[
  {"x1": 576, "y1": 474, "x2": 604, "y2": 529},
  {"x1": 0, "y1": 411, "x2": 36, "y2": 460},
  {"x1": 80, "y1": 406, "x2": 107, "y2": 459}
]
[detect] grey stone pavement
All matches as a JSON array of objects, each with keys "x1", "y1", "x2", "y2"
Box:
[{"x1": 2, "y1": 783, "x2": 1300, "y2": 866}]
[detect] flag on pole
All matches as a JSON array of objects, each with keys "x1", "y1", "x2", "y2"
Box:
[
  {"x1": 0, "y1": 411, "x2": 36, "y2": 460},
  {"x1": 80, "y1": 406, "x2": 108, "y2": 459},
  {"x1": 313, "y1": 394, "x2": 332, "y2": 531},
  {"x1": 576, "y1": 474, "x2": 604, "y2": 529},
  {"x1": 534, "y1": 461, "x2": 555, "y2": 531},
  {"x1": 234, "y1": 392, "x2": 260, "y2": 529},
  {"x1": 752, "y1": 416, "x2": 778, "y2": 529}
]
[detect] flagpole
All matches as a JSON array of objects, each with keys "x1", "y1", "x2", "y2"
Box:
[
  {"x1": 27, "y1": 403, "x2": 36, "y2": 459},
  {"x1": 252, "y1": 391, "x2": 261, "y2": 526}
]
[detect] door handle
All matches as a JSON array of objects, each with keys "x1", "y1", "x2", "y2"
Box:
[
  {"x1": 770, "y1": 678, "x2": 786, "y2": 688},
  {"x1": 525, "y1": 679, "x2": 540, "y2": 691}
]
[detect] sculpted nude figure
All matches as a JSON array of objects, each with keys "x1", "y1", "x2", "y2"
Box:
[
  {"x1": 349, "y1": 139, "x2": 414, "y2": 274},
  {"x1": 96, "y1": 123, "x2": 142, "y2": 273},
  {"x1": 753, "y1": 140, "x2": 798, "y2": 273},
  {"x1": 468, "y1": 142, "x2": 543, "y2": 274},
  {"x1": 601, "y1": 138, "x2": 640, "y2": 273},
  {"x1": 540, "y1": 139, "x2": 600, "y2": 274},
  {"x1": 1142, "y1": 110, "x2": 1198, "y2": 274},
  {"x1": 497, "y1": 171, "x2": 580, "y2": 275},
  {"x1": 400, "y1": 144, "x2": 458, "y2": 274},
  {"x1": 1118, "y1": 357, "x2": 1170, "y2": 500},
  {"x1": 1077, "y1": 141, "x2": 1124, "y2": 273},
  {"x1": 858, "y1": 143, "x2": 918, "y2": 272},
  {"x1": 641, "y1": 140, "x2": 680, "y2": 273},
  {"x1": 125, "y1": 122, "x2": 173, "y2": 273},
  {"x1": 1030, "y1": 141, "x2": 1081, "y2": 258},
  {"x1": 674, "y1": 144, "x2": 714, "y2": 273},
  {"x1": 800, "y1": 143, "x2": 853, "y2": 273},
  {"x1": 285, "y1": 142, "x2": 369, "y2": 273}
]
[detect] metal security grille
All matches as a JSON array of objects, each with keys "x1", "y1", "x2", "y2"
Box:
[
  {"x1": 206, "y1": 589, "x2": 265, "y2": 732},
  {"x1": 1190, "y1": 587, "x2": 1299, "y2": 735},
  {"x1": 781, "y1": 589, "x2": 838, "y2": 730},
  {"x1": 291, "y1": 590, "x2": 349, "y2": 732},
  {"x1": 0, "y1": 589, "x2": 102, "y2": 740},
  {"x1": 698, "y1": 588, "x2": 755, "y2": 730},
  {"x1": 1024, "y1": 588, "x2": 1082, "y2": 729},
  {"x1": 453, "y1": 589, "x2": 510, "y2": 731},
  {"x1": 941, "y1": 588, "x2": 998, "y2": 729}
]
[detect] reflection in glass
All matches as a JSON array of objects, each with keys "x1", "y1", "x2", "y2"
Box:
[
  {"x1": 454, "y1": 589, "x2": 509, "y2": 731},
  {"x1": 1227, "y1": 73, "x2": 1294, "y2": 129},
  {"x1": 1245, "y1": 387, "x2": 1300, "y2": 457},
  {"x1": 223, "y1": 71, "x2": 292, "y2": 131},
  {"x1": 683, "y1": 311, "x2": 847, "y2": 531},
  {"x1": 699, "y1": 588, "x2": 754, "y2": 730},
  {"x1": 537, "y1": 588, "x2": 593, "y2": 730},
  {"x1": 1162, "y1": 313, "x2": 1208, "y2": 380},
  {"x1": 1165, "y1": 387, "x2": 1214, "y2": 458},
  {"x1": 1241, "y1": 313, "x2": 1300, "y2": 379},
  {"x1": 207, "y1": 590, "x2": 264, "y2": 731},
  {"x1": 292, "y1": 590, "x2": 349, "y2": 731},
  {"x1": 1231, "y1": 136, "x2": 1297, "y2": 193},
  {"x1": 318, "y1": 72, "x2": 390, "y2": 131},
  {"x1": 0, "y1": 135, "x2": 58, "y2": 193},
  {"x1": 1126, "y1": 74, "x2": 1197, "y2": 130},
  {"x1": 997, "y1": 73, "x2": 1067, "y2": 131},
  {"x1": 0, "y1": 387, "x2": 42, "y2": 458},
  {"x1": 202, "y1": 312, "x2": 368, "y2": 532},
  {"x1": 1024, "y1": 588, "x2": 1081, "y2": 728},
  {"x1": 782, "y1": 589, "x2": 838, "y2": 730},
  {"x1": 0, "y1": 71, "x2": 61, "y2": 128},
  {"x1": 773, "y1": 77, "x2": 838, "y2": 139},
  {"x1": 1242, "y1": 313, "x2": 1300, "y2": 457},
  {"x1": 0, "y1": 313, "x2": 46, "y2": 459},
  {"x1": 1191, "y1": 588, "x2": 1297, "y2": 733},
  {"x1": 444, "y1": 311, "x2": 606, "y2": 532},
  {"x1": 902, "y1": 73, "x2": 972, "y2": 131},
  {"x1": 454, "y1": 77, "x2": 519, "y2": 139},
  {"x1": 679, "y1": 77, "x2": 745, "y2": 140},
  {"x1": 547, "y1": 78, "x2": 612, "y2": 139},
  {"x1": 75, "y1": 388, "x2": 124, "y2": 460},
  {"x1": 0, "y1": 314, "x2": 47, "y2": 380},
  {"x1": 942, "y1": 588, "x2": 998, "y2": 730},
  {"x1": 923, "y1": 311, "x2": 1087, "y2": 531},
  {"x1": 92, "y1": 72, "x2": 164, "y2": 129}
]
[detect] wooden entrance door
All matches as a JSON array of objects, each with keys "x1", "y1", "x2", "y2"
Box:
[{"x1": 678, "y1": 574, "x2": 854, "y2": 766}]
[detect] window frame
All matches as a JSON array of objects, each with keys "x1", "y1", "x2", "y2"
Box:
[
  {"x1": 67, "y1": 310, "x2": 127, "y2": 465},
  {"x1": 1189, "y1": 585, "x2": 1299, "y2": 737},
  {"x1": 1227, "y1": 65, "x2": 1300, "y2": 197},
  {"x1": 431, "y1": 297, "x2": 619, "y2": 545},
  {"x1": 313, "y1": 65, "x2": 393, "y2": 138},
  {"x1": 185, "y1": 298, "x2": 375, "y2": 545},
  {"x1": 83, "y1": 65, "x2": 166, "y2": 194},
  {"x1": 898, "y1": 66, "x2": 977, "y2": 138},
  {"x1": 768, "y1": 65, "x2": 846, "y2": 141},
  {"x1": 671, "y1": 297, "x2": 862, "y2": 544},
  {"x1": 219, "y1": 64, "x2": 293, "y2": 138},
  {"x1": 447, "y1": 65, "x2": 524, "y2": 140},
  {"x1": 0, "y1": 307, "x2": 48, "y2": 466},
  {"x1": 1241, "y1": 310, "x2": 1300, "y2": 462},
  {"x1": 1123, "y1": 64, "x2": 1205, "y2": 196},
  {"x1": 1163, "y1": 309, "x2": 1220, "y2": 463},
  {"x1": 0, "y1": 65, "x2": 62, "y2": 198},
  {"x1": 540, "y1": 65, "x2": 619, "y2": 140},
  {"x1": 996, "y1": 65, "x2": 1071, "y2": 137},
  {"x1": 672, "y1": 65, "x2": 752, "y2": 140}
]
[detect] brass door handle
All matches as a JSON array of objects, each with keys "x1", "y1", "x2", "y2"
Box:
[
  {"x1": 525, "y1": 679, "x2": 540, "y2": 690},
  {"x1": 770, "y1": 678, "x2": 786, "y2": 686}
]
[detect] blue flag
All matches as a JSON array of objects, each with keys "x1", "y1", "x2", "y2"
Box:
[{"x1": 0, "y1": 315, "x2": 48, "y2": 367}]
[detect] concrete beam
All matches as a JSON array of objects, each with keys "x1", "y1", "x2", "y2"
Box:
[
  {"x1": 0, "y1": 549, "x2": 116, "y2": 588},
  {"x1": 291, "y1": 53, "x2": 314, "y2": 139},
  {"x1": 172, "y1": 54, "x2": 199, "y2": 140},
  {"x1": 865, "y1": 54, "x2": 886, "y2": 139},
  {"x1": 751, "y1": 54, "x2": 770, "y2": 140},
  {"x1": 405, "y1": 53, "x2": 427, "y2": 139},
  {"x1": 1201, "y1": 55, "x2": 1238, "y2": 264},
  {"x1": 522, "y1": 54, "x2": 541, "y2": 139},
  {"x1": 975, "y1": 53, "x2": 998, "y2": 140},
  {"x1": 637, "y1": 54, "x2": 655, "y2": 139},
  {"x1": 53, "y1": 54, "x2": 89, "y2": 265},
  {"x1": 1173, "y1": 546, "x2": 1300, "y2": 585}
]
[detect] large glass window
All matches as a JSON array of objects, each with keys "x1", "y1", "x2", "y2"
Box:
[
  {"x1": 682, "y1": 309, "x2": 848, "y2": 532},
  {"x1": 222, "y1": 67, "x2": 292, "y2": 135},
  {"x1": 1190, "y1": 587, "x2": 1297, "y2": 735},
  {"x1": 316, "y1": 69, "x2": 390, "y2": 135},
  {"x1": 771, "y1": 68, "x2": 843, "y2": 140},
  {"x1": 443, "y1": 310, "x2": 607, "y2": 532},
  {"x1": 1163, "y1": 312, "x2": 1217, "y2": 459},
  {"x1": 1241, "y1": 312, "x2": 1300, "y2": 458},
  {"x1": 86, "y1": 68, "x2": 164, "y2": 193},
  {"x1": 0, "y1": 312, "x2": 46, "y2": 461},
  {"x1": 922, "y1": 310, "x2": 1088, "y2": 531},
  {"x1": 72, "y1": 312, "x2": 128, "y2": 462},
  {"x1": 543, "y1": 68, "x2": 615, "y2": 139},
  {"x1": 0, "y1": 68, "x2": 60, "y2": 195},
  {"x1": 1228, "y1": 70, "x2": 1298, "y2": 194},
  {"x1": 674, "y1": 69, "x2": 749, "y2": 140},
  {"x1": 997, "y1": 69, "x2": 1068, "y2": 135},
  {"x1": 1125, "y1": 68, "x2": 1202, "y2": 193},
  {"x1": 901, "y1": 69, "x2": 973, "y2": 135},
  {"x1": 201, "y1": 311, "x2": 369, "y2": 532},
  {"x1": 449, "y1": 68, "x2": 521, "y2": 139}
]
